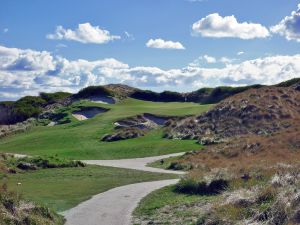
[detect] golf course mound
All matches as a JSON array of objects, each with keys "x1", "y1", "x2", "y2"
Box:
[{"x1": 72, "y1": 106, "x2": 109, "y2": 121}]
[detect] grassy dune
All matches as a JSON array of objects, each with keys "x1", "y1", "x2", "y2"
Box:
[{"x1": 0, "y1": 98, "x2": 212, "y2": 159}]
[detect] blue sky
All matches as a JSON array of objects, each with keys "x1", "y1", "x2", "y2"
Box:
[{"x1": 0, "y1": 0, "x2": 300, "y2": 100}]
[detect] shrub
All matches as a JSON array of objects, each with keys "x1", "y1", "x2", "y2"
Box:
[
  {"x1": 130, "y1": 90, "x2": 184, "y2": 102},
  {"x1": 101, "y1": 127, "x2": 145, "y2": 142},
  {"x1": 175, "y1": 177, "x2": 228, "y2": 195},
  {"x1": 0, "y1": 189, "x2": 65, "y2": 225},
  {"x1": 167, "y1": 162, "x2": 193, "y2": 171},
  {"x1": 7, "y1": 156, "x2": 85, "y2": 171},
  {"x1": 74, "y1": 86, "x2": 113, "y2": 99},
  {"x1": 13, "y1": 96, "x2": 46, "y2": 118},
  {"x1": 275, "y1": 77, "x2": 300, "y2": 87},
  {"x1": 39, "y1": 92, "x2": 72, "y2": 104}
]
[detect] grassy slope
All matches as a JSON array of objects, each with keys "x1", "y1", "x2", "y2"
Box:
[
  {"x1": 133, "y1": 185, "x2": 216, "y2": 222},
  {"x1": 0, "y1": 98, "x2": 212, "y2": 159},
  {"x1": 5, "y1": 165, "x2": 177, "y2": 212}
]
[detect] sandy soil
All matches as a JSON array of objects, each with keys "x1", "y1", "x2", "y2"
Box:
[
  {"x1": 72, "y1": 107, "x2": 108, "y2": 121},
  {"x1": 88, "y1": 96, "x2": 115, "y2": 104}
]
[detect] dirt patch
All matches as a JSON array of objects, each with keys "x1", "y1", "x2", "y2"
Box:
[{"x1": 72, "y1": 107, "x2": 109, "y2": 121}]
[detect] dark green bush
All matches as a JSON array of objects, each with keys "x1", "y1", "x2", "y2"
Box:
[
  {"x1": 8, "y1": 96, "x2": 46, "y2": 123},
  {"x1": 39, "y1": 92, "x2": 72, "y2": 104},
  {"x1": 7, "y1": 156, "x2": 86, "y2": 171},
  {"x1": 175, "y1": 177, "x2": 228, "y2": 195},
  {"x1": 168, "y1": 162, "x2": 193, "y2": 171},
  {"x1": 275, "y1": 77, "x2": 300, "y2": 87},
  {"x1": 130, "y1": 90, "x2": 184, "y2": 102},
  {"x1": 74, "y1": 86, "x2": 113, "y2": 99}
]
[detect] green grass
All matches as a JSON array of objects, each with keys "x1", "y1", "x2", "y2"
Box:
[
  {"x1": 0, "y1": 98, "x2": 212, "y2": 159},
  {"x1": 4, "y1": 165, "x2": 178, "y2": 212},
  {"x1": 134, "y1": 185, "x2": 216, "y2": 217}
]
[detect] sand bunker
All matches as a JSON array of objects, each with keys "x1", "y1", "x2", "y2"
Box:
[
  {"x1": 88, "y1": 96, "x2": 115, "y2": 104},
  {"x1": 143, "y1": 113, "x2": 170, "y2": 125},
  {"x1": 47, "y1": 121, "x2": 57, "y2": 127},
  {"x1": 114, "y1": 113, "x2": 173, "y2": 130},
  {"x1": 72, "y1": 107, "x2": 108, "y2": 121}
]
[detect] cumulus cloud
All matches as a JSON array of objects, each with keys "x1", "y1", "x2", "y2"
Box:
[
  {"x1": 203, "y1": 55, "x2": 217, "y2": 63},
  {"x1": 271, "y1": 4, "x2": 300, "y2": 42},
  {"x1": 146, "y1": 38, "x2": 185, "y2": 49},
  {"x1": 220, "y1": 57, "x2": 234, "y2": 64},
  {"x1": 46, "y1": 23, "x2": 120, "y2": 44},
  {"x1": 0, "y1": 45, "x2": 299, "y2": 100},
  {"x1": 192, "y1": 13, "x2": 270, "y2": 39}
]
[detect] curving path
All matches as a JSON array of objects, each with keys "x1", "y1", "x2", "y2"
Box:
[
  {"x1": 63, "y1": 152, "x2": 186, "y2": 225},
  {"x1": 81, "y1": 152, "x2": 185, "y2": 175},
  {"x1": 63, "y1": 179, "x2": 179, "y2": 225}
]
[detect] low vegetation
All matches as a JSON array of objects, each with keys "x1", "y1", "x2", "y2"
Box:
[
  {"x1": 175, "y1": 177, "x2": 228, "y2": 195},
  {"x1": 102, "y1": 127, "x2": 146, "y2": 142},
  {"x1": 39, "y1": 92, "x2": 72, "y2": 104},
  {"x1": 0, "y1": 186, "x2": 65, "y2": 225},
  {"x1": 133, "y1": 185, "x2": 218, "y2": 225},
  {"x1": 73, "y1": 86, "x2": 113, "y2": 99}
]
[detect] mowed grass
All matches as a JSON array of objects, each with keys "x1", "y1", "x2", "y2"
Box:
[
  {"x1": 4, "y1": 165, "x2": 178, "y2": 212},
  {"x1": 0, "y1": 98, "x2": 212, "y2": 159}
]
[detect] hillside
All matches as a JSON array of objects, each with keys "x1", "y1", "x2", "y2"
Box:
[
  {"x1": 165, "y1": 85, "x2": 300, "y2": 143},
  {"x1": 1, "y1": 78, "x2": 298, "y2": 126},
  {"x1": 135, "y1": 83, "x2": 300, "y2": 225}
]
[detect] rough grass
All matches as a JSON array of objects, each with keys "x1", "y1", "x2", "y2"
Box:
[
  {"x1": 7, "y1": 155, "x2": 85, "y2": 170},
  {"x1": 133, "y1": 185, "x2": 217, "y2": 225},
  {"x1": 0, "y1": 98, "x2": 212, "y2": 159},
  {"x1": 3, "y1": 165, "x2": 178, "y2": 212},
  {"x1": 0, "y1": 186, "x2": 65, "y2": 225}
]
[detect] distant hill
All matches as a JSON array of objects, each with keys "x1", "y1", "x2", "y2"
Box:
[{"x1": 0, "y1": 78, "x2": 299, "y2": 125}]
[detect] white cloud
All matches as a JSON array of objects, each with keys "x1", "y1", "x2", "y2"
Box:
[
  {"x1": 3, "y1": 28, "x2": 8, "y2": 33},
  {"x1": 237, "y1": 51, "x2": 245, "y2": 55},
  {"x1": 192, "y1": 13, "x2": 270, "y2": 39},
  {"x1": 56, "y1": 43, "x2": 67, "y2": 48},
  {"x1": 46, "y1": 23, "x2": 120, "y2": 44},
  {"x1": 0, "y1": 45, "x2": 299, "y2": 100},
  {"x1": 146, "y1": 38, "x2": 185, "y2": 50},
  {"x1": 203, "y1": 55, "x2": 216, "y2": 63},
  {"x1": 271, "y1": 4, "x2": 300, "y2": 42},
  {"x1": 220, "y1": 57, "x2": 233, "y2": 64}
]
